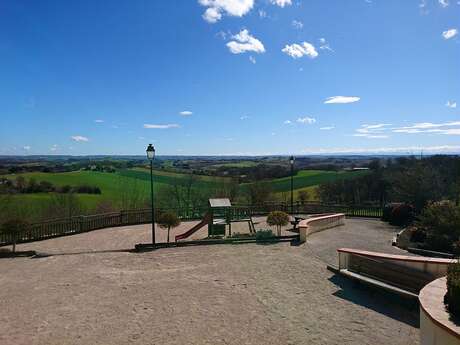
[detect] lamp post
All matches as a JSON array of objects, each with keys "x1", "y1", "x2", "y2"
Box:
[
  {"x1": 290, "y1": 156, "x2": 295, "y2": 214},
  {"x1": 146, "y1": 144, "x2": 156, "y2": 244}
]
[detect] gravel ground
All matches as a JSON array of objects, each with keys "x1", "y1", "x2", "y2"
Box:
[
  {"x1": 0, "y1": 217, "x2": 419, "y2": 345},
  {"x1": 305, "y1": 217, "x2": 413, "y2": 266}
]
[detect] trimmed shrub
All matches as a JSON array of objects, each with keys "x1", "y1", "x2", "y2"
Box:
[
  {"x1": 266, "y1": 211, "x2": 290, "y2": 236},
  {"x1": 157, "y1": 212, "x2": 181, "y2": 243},
  {"x1": 255, "y1": 229, "x2": 274, "y2": 241},
  {"x1": 445, "y1": 261, "x2": 460, "y2": 317}
]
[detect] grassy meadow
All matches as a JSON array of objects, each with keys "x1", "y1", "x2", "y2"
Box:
[{"x1": 1, "y1": 168, "x2": 367, "y2": 221}]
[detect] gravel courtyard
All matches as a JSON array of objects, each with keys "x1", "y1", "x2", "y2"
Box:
[{"x1": 0, "y1": 218, "x2": 419, "y2": 345}]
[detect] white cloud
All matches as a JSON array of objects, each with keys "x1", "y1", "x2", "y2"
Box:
[
  {"x1": 50, "y1": 144, "x2": 58, "y2": 152},
  {"x1": 143, "y1": 123, "x2": 180, "y2": 129},
  {"x1": 324, "y1": 96, "x2": 360, "y2": 104},
  {"x1": 301, "y1": 145, "x2": 460, "y2": 155},
  {"x1": 296, "y1": 116, "x2": 316, "y2": 124},
  {"x1": 284, "y1": 120, "x2": 292, "y2": 124},
  {"x1": 270, "y1": 0, "x2": 292, "y2": 7},
  {"x1": 392, "y1": 121, "x2": 460, "y2": 135},
  {"x1": 249, "y1": 55, "x2": 256, "y2": 64},
  {"x1": 71, "y1": 135, "x2": 89, "y2": 142},
  {"x1": 443, "y1": 28, "x2": 458, "y2": 39},
  {"x1": 180, "y1": 110, "x2": 193, "y2": 116},
  {"x1": 292, "y1": 20, "x2": 303, "y2": 29},
  {"x1": 353, "y1": 124, "x2": 391, "y2": 138},
  {"x1": 226, "y1": 29, "x2": 265, "y2": 54},
  {"x1": 23, "y1": 146, "x2": 31, "y2": 151},
  {"x1": 199, "y1": 0, "x2": 254, "y2": 23},
  {"x1": 319, "y1": 38, "x2": 334, "y2": 52},
  {"x1": 94, "y1": 119, "x2": 104, "y2": 123},
  {"x1": 320, "y1": 126, "x2": 335, "y2": 130},
  {"x1": 439, "y1": 0, "x2": 449, "y2": 7},
  {"x1": 446, "y1": 100, "x2": 457, "y2": 108},
  {"x1": 282, "y1": 42, "x2": 318, "y2": 59},
  {"x1": 240, "y1": 115, "x2": 250, "y2": 120},
  {"x1": 353, "y1": 134, "x2": 389, "y2": 139}
]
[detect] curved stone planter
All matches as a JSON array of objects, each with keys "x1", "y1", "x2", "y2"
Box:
[{"x1": 419, "y1": 277, "x2": 460, "y2": 345}]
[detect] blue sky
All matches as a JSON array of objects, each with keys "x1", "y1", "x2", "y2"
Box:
[{"x1": 0, "y1": 0, "x2": 459, "y2": 156}]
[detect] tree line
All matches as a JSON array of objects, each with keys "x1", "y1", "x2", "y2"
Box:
[
  {"x1": 318, "y1": 155, "x2": 460, "y2": 210},
  {"x1": 0, "y1": 177, "x2": 101, "y2": 195}
]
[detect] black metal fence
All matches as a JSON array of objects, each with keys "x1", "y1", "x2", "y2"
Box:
[{"x1": 0, "y1": 202, "x2": 382, "y2": 247}]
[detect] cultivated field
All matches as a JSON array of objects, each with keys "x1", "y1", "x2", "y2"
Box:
[
  {"x1": 0, "y1": 218, "x2": 419, "y2": 345},
  {"x1": 1, "y1": 169, "x2": 366, "y2": 218}
]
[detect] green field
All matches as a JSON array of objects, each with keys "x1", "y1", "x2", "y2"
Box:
[
  {"x1": 1, "y1": 168, "x2": 367, "y2": 221},
  {"x1": 244, "y1": 169, "x2": 368, "y2": 193}
]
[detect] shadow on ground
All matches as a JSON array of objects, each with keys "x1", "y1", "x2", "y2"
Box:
[{"x1": 329, "y1": 274, "x2": 420, "y2": 328}]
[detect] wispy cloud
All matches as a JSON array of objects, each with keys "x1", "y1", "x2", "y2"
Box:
[
  {"x1": 270, "y1": 0, "x2": 291, "y2": 7},
  {"x1": 324, "y1": 96, "x2": 360, "y2": 104},
  {"x1": 282, "y1": 42, "x2": 318, "y2": 59},
  {"x1": 301, "y1": 145, "x2": 460, "y2": 155},
  {"x1": 227, "y1": 29, "x2": 265, "y2": 54},
  {"x1": 180, "y1": 110, "x2": 193, "y2": 116},
  {"x1": 392, "y1": 121, "x2": 460, "y2": 135},
  {"x1": 291, "y1": 20, "x2": 303, "y2": 29},
  {"x1": 439, "y1": 0, "x2": 449, "y2": 8},
  {"x1": 319, "y1": 38, "x2": 334, "y2": 52},
  {"x1": 94, "y1": 119, "x2": 104, "y2": 123},
  {"x1": 71, "y1": 135, "x2": 89, "y2": 142},
  {"x1": 23, "y1": 145, "x2": 31, "y2": 151},
  {"x1": 320, "y1": 126, "x2": 335, "y2": 130},
  {"x1": 50, "y1": 144, "x2": 58, "y2": 152},
  {"x1": 443, "y1": 28, "x2": 458, "y2": 39},
  {"x1": 446, "y1": 100, "x2": 457, "y2": 108},
  {"x1": 240, "y1": 115, "x2": 250, "y2": 120},
  {"x1": 284, "y1": 120, "x2": 292, "y2": 124},
  {"x1": 296, "y1": 116, "x2": 316, "y2": 124},
  {"x1": 249, "y1": 55, "x2": 256, "y2": 64},
  {"x1": 199, "y1": 0, "x2": 254, "y2": 23},
  {"x1": 353, "y1": 124, "x2": 391, "y2": 138},
  {"x1": 143, "y1": 123, "x2": 180, "y2": 129}
]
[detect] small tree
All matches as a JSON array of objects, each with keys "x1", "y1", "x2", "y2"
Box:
[
  {"x1": 1, "y1": 219, "x2": 29, "y2": 253},
  {"x1": 298, "y1": 190, "x2": 309, "y2": 205},
  {"x1": 157, "y1": 212, "x2": 181, "y2": 243},
  {"x1": 266, "y1": 211, "x2": 290, "y2": 236}
]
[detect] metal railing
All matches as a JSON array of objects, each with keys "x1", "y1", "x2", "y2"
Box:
[{"x1": 0, "y1": 202, "x2": 382, "y2": 246}]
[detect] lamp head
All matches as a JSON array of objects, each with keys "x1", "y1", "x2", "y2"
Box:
[{"x1": 146, "y1": 144, "x2": 155, "y2": 160}]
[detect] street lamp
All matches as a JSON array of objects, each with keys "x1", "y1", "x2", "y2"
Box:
[
  {"x1": 146, "y1": 144, "x2": 156, "y2": 244},
  {"x1": 290, "y1": 155, "x2": 295, "y2": 214}
]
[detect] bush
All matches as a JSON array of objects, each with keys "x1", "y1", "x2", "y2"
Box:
[
  {"x1": 382, "y1": 203, "x2": 415, "y2": 226},
  {"x1": 416, "y1": 201, "x2": 460, "y2": 253},
  {"x1": 255, "y1": 229, "x2": 274, "y2": 241},
  {"x1": 445, "y1": 261, "x2": 460, "y2": 317},
  {"x1": 409, "y1": 227, "x2": 427, "y2": 243}
]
